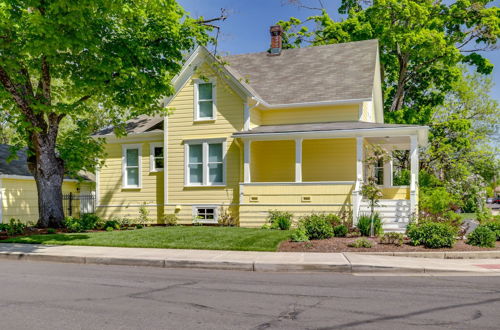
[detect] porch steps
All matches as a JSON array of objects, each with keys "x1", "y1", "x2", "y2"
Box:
[{"x1": 359, "y1": 199, "x2": 411, "y2": 233}]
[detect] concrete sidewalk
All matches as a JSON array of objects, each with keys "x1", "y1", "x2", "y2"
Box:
[{"x1": 1, "y1": 243, "x2": 500, "y2": 273}]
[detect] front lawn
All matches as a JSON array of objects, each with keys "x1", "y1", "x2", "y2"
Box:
[{"x1": 2, "y1": 226, "x2": 291, "y2": 252}]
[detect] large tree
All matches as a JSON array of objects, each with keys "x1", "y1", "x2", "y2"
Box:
[
  {"x1": 0, "y1": 0, "x2": 211, "y2": 227},
  {"x1": 279, "y1": 0, "x2": 499, "y2": 124}
]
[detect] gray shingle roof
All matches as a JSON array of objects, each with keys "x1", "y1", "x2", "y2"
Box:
[
  {"x1": 0, "y1": 144, "x2": 94, "y2": 181},
  {"x1": 224, "y1": 39, "x2": 379, "y2": 105},
  {"x1": 94, "y1": 115, "x2": 163, "y2": 137},
  {"x1": 233, "y1": 121, "x2": 421, "y2": 136}
]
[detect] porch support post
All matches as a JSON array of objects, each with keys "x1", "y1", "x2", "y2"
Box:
[
  {"x1": 410, "y1": 135, "x2": 419, "y2": 217},
  {"x1": 383, "y1": 154, "x2": 393, "y2": 187},
  {"x1": 243, "y1": 102, "x2": 250, "y2": 131},
  {"x1": 243, "y1": 140, "x2": 251, "y2": 183},
  {"x1": 353, "y1": 136, "x2": 364, "y2": 225},
  {"x1": 295, "y1": 138, "x2": 303, "y2": 183}
]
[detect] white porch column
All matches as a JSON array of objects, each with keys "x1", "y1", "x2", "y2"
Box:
[
  {"x1": 410, "y1": 135, "x2": 419, "y2": 216},
  {"x1": 243, "y1": 140, "x2": 251, "y2": 183},
  {"x1": 356, "y1": 137, "x2": 364, "y2": 181},
  {"x1": 295, "y1": 138, "x2": 303, "y2": 183},
  {"x1": 243, "y1": 102, "x2": 250, "y2": 131},
  {"x1": 383, "y1": 155, "x2": 393, "y2": 187},
  {"x1": 0, "y1": 178, "x2": 3, "y2": 223},
  {"x1": 353, "y1": 136, "x2": 364, "y2": 224}
]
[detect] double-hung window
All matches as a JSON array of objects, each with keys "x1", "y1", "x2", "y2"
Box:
[
  {"x1": 122, "y1": 144, "x2": 142, "y2": 188},
  {"x1": 185, "y1": 140, "x2": 225, "y2": 186},
  {"x1": 194, "y1": 79, "x2": 216, "y2": 121},
  {"x1": 150, "y1": 143, "x2": 164, "y2": 172}
]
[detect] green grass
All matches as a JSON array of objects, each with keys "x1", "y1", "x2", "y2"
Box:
[{"x1": 2, "y1": 226, "x2": 292, "y2": 251}]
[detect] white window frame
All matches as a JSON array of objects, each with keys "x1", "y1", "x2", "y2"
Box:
[
  {"x1": 192, "y1": 205, "x2": 218, "y2": 224},
  {"x1": 149, "y1": 142, "x2": 164, "y2": 172},
  {"x1": 184, "y1": 138, "x2": 226, "y2": 187},
  {"x1": 193, "y1": 78, "x2": 217, "y2": 121},
  {"x1": 122, "y1": 144, "x2": 142, "y2": 189}
]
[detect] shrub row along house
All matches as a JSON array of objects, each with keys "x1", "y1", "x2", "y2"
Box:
[
  {"x1": 94, "y1": 27, "x2": 428, "y2": 232},
  {"x1": 0, "y1": 144, "x2": 94, "y2": 223}
]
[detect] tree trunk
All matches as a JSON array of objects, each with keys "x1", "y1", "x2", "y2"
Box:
[{"x1": 33, "y1": 137, "x2": 65, "y2": 228}]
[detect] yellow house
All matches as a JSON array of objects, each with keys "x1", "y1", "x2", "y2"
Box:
[
  {"x1": 0, "y1": 144, "x2": 94, "y2": 224},
  {"x1": 95, "y1": 32, "x2": 428, "y2": 232}
]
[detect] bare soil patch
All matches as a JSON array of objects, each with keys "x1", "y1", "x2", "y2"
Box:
[{"x1": 278, "y1": 237, "x2": 500, "y2": 253}]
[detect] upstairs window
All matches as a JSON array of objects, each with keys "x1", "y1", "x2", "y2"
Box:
[
  {"x1": 185, "y1": 140, "x2": 225, "y2": 186},
  {"x1": 150, "y1": 143, "x2": 164, "y2": 172},
  {"x1": 122, "y1": 144, "x2": 142, "y2": 188},
  {"x1": 194, "y1": 80, "x2": 216, "y2": 121}
]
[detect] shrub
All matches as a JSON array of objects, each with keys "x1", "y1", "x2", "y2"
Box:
[
  {"x1": 6, "y1": 219, "x2": 26, "y2": 236},
  {"x1": 65, "y1": 216, "x2": 84, "y2": 233},
  {"x1": 324, "y1": 214, "x2": 342, "y2": 227},
  {"x1": 137, "y1": 202, "x2": 150, "y2": 225},
  {"x1": 483, "y1": 220, "x2": 500, "y2": 240},
  {"x1": 333, "y1": 224, "x2": 348, "y2": 237},
  {"x1": 79, "y1": 213, "x2": 101, "y2": 230},
  {"x1": 267, "y1": 210, "x2": 292, "y2": 230},
  {"x1": 419, "y1": 187, "x2": 457, "y2": 215},
  {"x1": 163, "y1": 214, "x2": 179, "y2": 226},
  {"x1": 467, "y1": 226, "x2": 496, "y2": 248},
  {"x1": 135, "y1": 224, "x2": 144, "y2": 229},
  {"x1": 348, "y1": 237, "x2": 373, "y2": 248},
  {"x1": 406, "y1": 222, "x2": 457, "y2": 248},
  {"x1": 299, "y1": 214, "x2": 333, "y2": 240},
  {"x1": 291, "y1": 227, "x2": 309, "y2": 242},
  {"x1": 105, "y1": 226, "x2": 114, "y2": 232},
  {"x1": 47, "y1": 228, "x2": 57, "y2": 234},
  {"x1": 103, "y1": 220, "x2": 120, "y2": 230},
  {"x1": 218, "y1": 207, "x2": 237, "y2": 227},
  {"x1": 380, "y1": 232, "x2": 404, "y2": 246},
  {"x1": 356, "y1": 213, "x2": 383, "y2": 236}
]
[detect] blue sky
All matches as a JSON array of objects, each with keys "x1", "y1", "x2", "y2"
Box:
[{"x1": 178, "y1": 0, "x2": 500, "y2": 102}]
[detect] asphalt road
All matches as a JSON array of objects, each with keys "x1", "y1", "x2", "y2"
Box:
[{"x1": 1, "y1": 260, "x2": 500, "y2": 330}]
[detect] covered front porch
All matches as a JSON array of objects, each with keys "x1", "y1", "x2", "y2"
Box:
[{"x1": 233, "y1": 122, "x2": 428, "y2": 228}]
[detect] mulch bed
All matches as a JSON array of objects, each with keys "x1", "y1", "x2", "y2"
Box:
[{"x1": 278, "y1": 237, "x2": 500, "y2": 253}]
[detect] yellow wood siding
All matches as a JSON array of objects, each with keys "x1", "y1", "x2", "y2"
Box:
[
  {"x1": 257, "y1": 104, "x2": 359, "y2": 126},
  {"x1": 1, "y1": 179, "x2": 89, "y2": 223},
  {"x1": 302, "y1": 138, "x2": 356, "y2": 181},
  {"x1": 165, "y1": 67, "x2": 244, "y2": 224},
  {"x1": 97, "y1": 140, "x2": 164, "y2": 222},
  {"x1": 250, "y1": 140, "x2": 295, "y2": 182},
  {"x1": 239, "y1": 183, "x2": 354, "y2": 227},
  {"x1": 381, "y1": 187, "x2": 410, "y2": 199}
]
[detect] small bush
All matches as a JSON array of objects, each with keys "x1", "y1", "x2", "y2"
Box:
[
  {"x1": 467, "y1": 226, "x2": 496, "y2": 248},
  {"x1": 105, "y1": 226, "x2": 114, "y2": 232},
  {"x1": 324, "y1": 214, "x2": 342, "y2": 227},
  {"x1": 47, "y1": 228, "x2": 57, "y2": 234},
  {"x1": 406, "y1": 221, "x2": 457, "y2": 248},
  {"x1": 163, "y1": 214, "x2": 179, "y2": 226},
  {"x1": 135, "y1": 224, "x2": 144, "y2": 229},
  {"x1": 267, "y1": 210, "x2": 292, "y2": 230},
  {"x1": 380, "y1": 232, "x2": 404, "y2": 246},
  {"x1": 80, "y1": 213, "x2": 101, "y2": 230},
  {"x1": 218, "y1": 207, "x2": 237, "y2": 227},
  {"x1": 260, "y1": 223, "x2": 271, "y2": 230},
  {"x1": 103, "y1": 220, "x2": 120, "y2": 230},
  {"x1": 348, "y1": 237, "x2": 373, "y2": 248},
  {"x1": 291, "y1": 227, "x2": 309, "y2": 242},
  {"x1": 356, "y1": 213, "x2": 383, "y2": 236},
  {"x1": 333, "y1": 224, "x2": 348, "y2": 237},
  {"x1": 347, "y1": 231, "x2": 361, "y2": 238},
  {"x1": 137, "y1": 202, "x2": 150, "y2": 225},
  {"x1": 65, "y1": 216, "x2": 84, "y2": 233},
  {"x1": 299, "y1": 214, "x2": 333, "y2": 240},
  {"x1": 483, "y1": 220, "x2": 500, "y2": 241},
  {"x1": 6, "y1": 219, "x2": 26, "y2": 236}
]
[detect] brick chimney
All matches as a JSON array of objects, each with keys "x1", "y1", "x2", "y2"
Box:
[{"x1": 269, "y1": 25, "x2": 283, "y2": 55}]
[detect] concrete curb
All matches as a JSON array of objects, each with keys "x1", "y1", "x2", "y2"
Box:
[
  {"x1": 0, "y1": 250, "x2": 493, "y2": 274},
  {"x1": 360, "y1": 251, "x2": 500, "y2": 259}
]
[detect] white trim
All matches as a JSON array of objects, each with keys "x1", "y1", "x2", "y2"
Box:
[
  {"x1": 295, "y1": 138, "x2": 302, "y2": 183},
  {"x1": 383, "y1": 157, "x2": 393, "y2": 187},
  {"x1": 253, "y1": 96, "x2": 371, "y2": 110},
  {"x1": 149, "y1": 142, "x2": 164, "y2": 172},
  {"x1": 243, "y1": 102, "x2": 250, "y2": 131},
  {"x1": 240, "y1": 203, "x2": 352, "y2": 207},
  {"x1": 194, "y1": 78, "x2": 217, "y2": 122},
  {"x1": 164, "y1": 116, "x2": 168, "y2": 205},
  {"x1": 95, "y1": 166, "x2": 100, "y2": 207},
  {"x1": 184, "y1": 139, "x2": 227, "y2": 187},
  {"x1": 122, "y1": 144, "x2": 142, "y2": 189},
  {"x1": 410, "y1": 135, "x2": 419, "y2": 216},
  {"x1": 0, "y1": 174, "x2": 85, "y2": 182},
  {"x1": 102, "y1": 131, "x2": 164, "y2": 143},
  {"x1": 235, "y1": 126, "x2": 429, "y2": 146},
  {"x1": 243, "y1": 140, "x2": 251, "y2": 183},
  {"x1": 192, "y1": 204, "x2": 219, "y2": 224},
  {"x1": 240, "y1": 181, "x2": 355, "y2": 186},
  {"x1": 0, "y1": 178, "x2": 3, "y2": 223}
]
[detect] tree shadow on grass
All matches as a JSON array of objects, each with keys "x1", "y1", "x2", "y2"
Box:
[{"x1": 6, "y1": 233, "x2": 91, "y2": 244}]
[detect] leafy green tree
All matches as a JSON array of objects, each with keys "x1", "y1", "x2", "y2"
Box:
[
  {"x1": 278, "y1": 0, "x2": 499, "y2": 124},
  {"x1": 0, "y1": 0, "x2": 211, "y2": 227}
]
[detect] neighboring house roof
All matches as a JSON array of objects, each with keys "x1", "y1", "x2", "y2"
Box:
[
  {"x1": 94, "y1": 115, "x2": 164, "y2": 137},
  {"x1": 0, "y1": 144, "x2": 94, "y2": 181},
  {"x1": 233, "y1": 121, "x2": 422, "y2": 136},
  {"x1": 224, "y1": 39, "x2": 379, "y2": 105}
]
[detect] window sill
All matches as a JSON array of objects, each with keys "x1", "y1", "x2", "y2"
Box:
[
  {"x1": 194, "y1": 119, "x2": 216, "y2": 123},
  {"x1": 122, "y1": 186, "x2": 142, "y2": 190},
  {"x1": 184, "y1": 184, "x2": 226, "y2": 188},
  {"x1": 150, "y1": 169, "x2": 164, "y2": 173}
]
